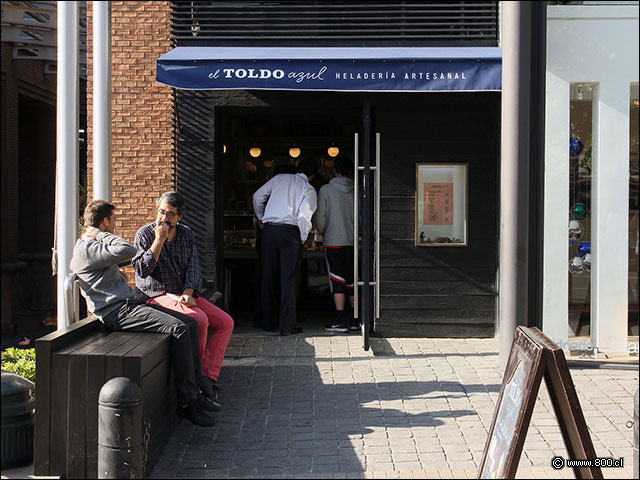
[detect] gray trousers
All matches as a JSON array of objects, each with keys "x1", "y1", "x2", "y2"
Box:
[{"x1": 103, "y1": 298, "x2": 203, "y2": 405}]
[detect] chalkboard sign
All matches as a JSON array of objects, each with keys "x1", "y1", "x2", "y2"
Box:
[
  {"x1": 477, "y1": 327, "x2": 602, "y2": 479},
  {"x1": 478, "y1": 327, "x2": 545, "y2": 478}
]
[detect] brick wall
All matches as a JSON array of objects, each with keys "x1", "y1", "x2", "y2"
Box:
[{"x1": 87, "y1": 1, "x2": 174, "y2": 246}]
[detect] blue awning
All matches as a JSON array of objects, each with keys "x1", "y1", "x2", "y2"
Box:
[{"x1": 156, "y1": 46, "x2": 501, "y2": 92}]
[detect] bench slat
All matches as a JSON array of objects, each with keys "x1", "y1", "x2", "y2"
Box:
[
  {"x1": 51, "y1": 330, "x2": 106, "y2": 477},
  {"x1": 34, "y1": 318, "x2": 101, "y2": 476}
]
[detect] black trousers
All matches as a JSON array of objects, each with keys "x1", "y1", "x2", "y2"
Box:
[
  {"x1": 260, "y1": 223, "x2": 302, "y2": 334},
  {"x1": 103, "y1": 298, "x2": 203, "y2": 405}
]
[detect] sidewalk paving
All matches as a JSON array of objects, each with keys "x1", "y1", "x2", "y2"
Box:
[
  {"x1": 2, "y1": 334, "x2": 636, "y2": 479},
  {"x1": 149, "y1": 334, "x2": 637, "y2": 479}
]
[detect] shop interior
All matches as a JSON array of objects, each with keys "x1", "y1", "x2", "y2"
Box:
[{"x1": 220, "y1": 107, "x2": 360, "y2": 333}]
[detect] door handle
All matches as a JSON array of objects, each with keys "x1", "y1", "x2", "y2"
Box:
[
  {"x1": 375, "y1": 132, "x2": 380, "y2": 320},
  {"x1": 353, "y1": 133, "x2": 359, "y2": 319}
]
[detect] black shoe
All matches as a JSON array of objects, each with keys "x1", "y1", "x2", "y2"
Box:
[
  {"x1": 325, "y1": 322, "x2": 348, "y2": 333},
  {"x1": 200, "y1": 376, "x2": 220, "y2": 398},
  {"x1": 198, "y1": 392, "x2": 222, "y2": 412},
  {"x1": 177, "y1": 400, "x2": 216, "y2": 427},
  {"x1": 349, "y1": 322, "x2": 361, "y2": 332},
  {"x1": 280, "y1": 326, "x2": 303, "y2": 336}
]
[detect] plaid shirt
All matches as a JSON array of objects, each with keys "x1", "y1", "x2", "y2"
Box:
[{"x1": 132, "y1": 222, "x2": 202, "y2": 298}]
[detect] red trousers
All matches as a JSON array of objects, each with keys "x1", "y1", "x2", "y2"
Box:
[{"x1": 148, "y1": 295, "x2": 234, "y2": 381}]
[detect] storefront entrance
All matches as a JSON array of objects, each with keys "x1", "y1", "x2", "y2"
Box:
[
  {"x1": 214, "y1": 91, "x2": 500, "y2": 348},
  {"x1": 157, "y1": 45, "x2": 502, "y2": 348},
  {"x1": 217, "y1": 95, "x2": 362, "y2": 335}
]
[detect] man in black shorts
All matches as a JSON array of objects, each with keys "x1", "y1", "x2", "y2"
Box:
[{"x1": 313, "y1": 156, "x2": 356, "y2": 333}]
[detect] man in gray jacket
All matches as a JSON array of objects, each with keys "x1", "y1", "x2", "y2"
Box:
[
  {"x1": 313, "y1": 156, "x2": 356, "y2": 333},
  {"x1": 70, "y1": 200, "x2": 216, "y2": 426}
]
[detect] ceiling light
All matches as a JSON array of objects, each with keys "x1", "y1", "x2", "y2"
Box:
[
  {"x1": 249, "y1": 147, "x2": 261, "y2": 158},
  {"x1": 289, "y1": 146, "x2": 301, "y2": 158},
  {"x1": 327, "y1": 146, "x2": 339, "y2": 157}
]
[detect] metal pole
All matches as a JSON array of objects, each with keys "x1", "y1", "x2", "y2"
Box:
[
  {"x1": 56, "y1": 1, "x2": 79, "y2": 328},
  {"x1": 499, "y1": 1, "x2": 531, "y2": 370},
  {"x1": 93, "y1": 0, "x2": 112, "y2": 201}
]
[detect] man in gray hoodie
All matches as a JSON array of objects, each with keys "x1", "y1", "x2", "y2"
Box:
[
  {"x1": 70, "y1": 200, "x2": 216, "y2": 427},
  {"x1": 313, "y1": 156, "x2": 356, "y2": 333}
]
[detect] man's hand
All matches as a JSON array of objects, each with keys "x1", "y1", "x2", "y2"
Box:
[
  {"x1": 119, "y1": 268, "x2": 128, "y2": 281},
  {"x1": 179, "y1": 294, "x2": 197, "y2": 307},
  {"x1": 82, "y1": 226, "x2": 99, "y2": 241},
  {"x1": 258, "y1": 220, "x2": 264, "y2": 229},
  {"x1": 153, "y1": 222, "x2": 170, "y2": 243}
]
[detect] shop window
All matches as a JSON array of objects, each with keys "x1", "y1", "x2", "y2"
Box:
[
  {"x1": 629, "y1": 83, "x2": 639, "y2": 336},
  {"x1": 568, "y1": 83, "x2": 595, "y2": 338}
]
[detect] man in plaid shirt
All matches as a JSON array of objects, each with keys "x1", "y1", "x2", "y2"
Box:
[{"x1": 132, "y1": 191, "x2": 234, "y2": 409}]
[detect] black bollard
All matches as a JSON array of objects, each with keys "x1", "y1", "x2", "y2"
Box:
[{"x1": 98, "y1": 377, "x2": 144, "y2": 479}]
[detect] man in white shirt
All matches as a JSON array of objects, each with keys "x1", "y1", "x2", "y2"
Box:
[{"x1": 252, "y1": 157, "x2": 318, "y2": 336}]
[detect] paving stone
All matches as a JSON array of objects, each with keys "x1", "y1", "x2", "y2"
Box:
[
  {"x1": 203, "y1": 469, "x2": 232, "y2": 478},
  {"x1": 176, "y1": 468, "x2": 206, "y2": 478},
  {"x1": 312, "y1": 463, "x2": 341, "y2": 473},
  {"x1": 391, "y1": 453, "x2": 420, "y2": 463},
  {"x1": 256, "y1": 466, "x2": 284, "y2": 476}
]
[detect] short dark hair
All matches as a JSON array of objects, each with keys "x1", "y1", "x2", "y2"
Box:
[
  {"x1": 157, "y1": 191, "x2": 186, "y2": 216},
  {"x1": 84, "y1": 200, "x2": 115, "y2": 228},
  {"x1": 273, "y1": 163, "x2": 296, "y2": 176},
  {"x1": 297, "y1": 157, "x2": 318, "y2": 178},
  {"x1": 333, "y1": 155, "x2": 352, "y2": 176}
]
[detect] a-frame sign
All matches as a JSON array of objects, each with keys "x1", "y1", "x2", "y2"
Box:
[{"x1": 477, "y1": 327, "x2": 603, "y2": 479}]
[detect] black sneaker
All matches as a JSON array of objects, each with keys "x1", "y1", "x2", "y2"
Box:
[
  {"x1": 348, "y1": 321, "x2": 361, "y2": 332},
  {"x1": 324, "y1": 322, "x2": 348, "y2": 333},
  {"x1": 198, "y1": 392, "x2": 222, "y2": 412},
  {"x1": 177, "y1": 400, "x2": 216, "y2": 427},
  {"x1": 200, "y1": 376, "x2": 220, "y2": 399}
]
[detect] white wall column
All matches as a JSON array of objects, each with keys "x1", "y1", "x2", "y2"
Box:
[
  {"x1": 592, "y1": 80, "x2": 630, "y2": 353},
  {"x1": 93, "y1": 0, "x2": 112, "y2": 201},
  {"x1": 56, "y1": 1, "x2": 80, "y2": 328}
]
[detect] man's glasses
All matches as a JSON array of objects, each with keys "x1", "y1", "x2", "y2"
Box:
[{"x1": 158, "y1": 208, "x2": 178, "y2": 219}]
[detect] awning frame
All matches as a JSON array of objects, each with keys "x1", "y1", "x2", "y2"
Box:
[{"x1": 157, "y1": 46, "x2": 502, "y2": 93}]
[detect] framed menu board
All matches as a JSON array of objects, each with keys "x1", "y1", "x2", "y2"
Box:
[{"x1": 415, "y1": 163, "x2": 468, "y2": 246}]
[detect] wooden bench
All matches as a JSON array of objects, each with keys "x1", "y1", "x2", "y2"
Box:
[{"x1": 34, "y1": 317, "x2": 178, "y2": 478}]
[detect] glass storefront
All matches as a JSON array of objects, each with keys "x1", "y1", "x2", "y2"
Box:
[
  {"x1": 568, "y1": 83, "x2": 595, "y2": 339},
  {"x1": 545, "y1": 2, "x2": 638, "y2": 355},
  {"x1": 629, "y1": 84, "x2": 639, "y2": 337}
]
